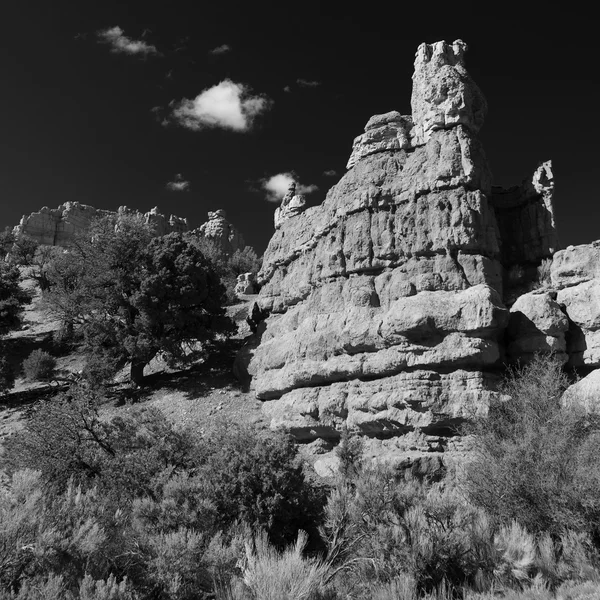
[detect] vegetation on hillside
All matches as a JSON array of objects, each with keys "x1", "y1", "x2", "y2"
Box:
[
  {"x1": 1, "y1": 355, "x2": 600, "y2": 598},
  {"x1": 2, "y1": 220, "x2": 600, "y2": 598}
]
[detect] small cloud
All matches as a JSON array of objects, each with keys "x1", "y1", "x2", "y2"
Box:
[
  {"x1": 166, "y1": 174, "x2": 190, "y2": 192},
  {"x1": 210, "y1": 44, "x2": 231, "y2": 55},
  {"x1": 141, "y1": 28, "x2": 152, "y2": 38},
  {"x1": 165, "y1": 70, "x2": 173, "y2": 79},
  {"x1": 170, "y1": 79, "x2": 271, "y2": 132},
  {"x1": 323, "y1": 169, "x2": 337, "y2": 177},
  {"x1": 283, "y1": 85, "x2": 292, "y2": 93},
  {"x1": 297, "y1": 78, "x2": 321, "y2": 88},
  {"x1": 261, "y1": 172, "x2": 319, "y2": 203},
  {"x1": 74, "y1": 32, "x2": 87, "y2": 41},
  {"x1": 97, "y1": 25, "x2": 160, "y2": 56}
]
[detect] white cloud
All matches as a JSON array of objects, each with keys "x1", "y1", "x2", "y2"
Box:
[
  {"x1": 210, "y1": 44, "x2": 231, "y2": 55},
  {"x1": 283, "y1": 85, "x2": 292, "y2": 93},
  {"x1": 166, "y1": 174, "x2": 190, "y2": 192},
  {"x1": 97, "y1": 26, "x2": 160, "y2": 56},
  {"x1": 261, "y1": 172, "x2": 318, "y2": 203},
  {"x1": 323, "y1": 169, "x2": 337, "y2": 177},
  {"x1": 297, "y1": 78, "x2": 321, "y2": 87},
  {"x1": 171, "y1": 80, "x2": 271, "y2": 132}
]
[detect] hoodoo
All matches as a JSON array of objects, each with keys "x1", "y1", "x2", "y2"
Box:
[{"x1": 237, "y1": 40, "x2": 561, "y2": 475}]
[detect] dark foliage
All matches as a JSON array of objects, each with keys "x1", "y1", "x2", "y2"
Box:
[{"x1": 42, "y1": 214, "x2": 235, "y2": 385}]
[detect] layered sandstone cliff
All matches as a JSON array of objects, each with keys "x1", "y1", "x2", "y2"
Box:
[
  {"x1": 15, "y1": 202, "x2": 189, "y2": 246},
  {"x1": 237, "y1": 40, "x2": 561, "y2": 475}
]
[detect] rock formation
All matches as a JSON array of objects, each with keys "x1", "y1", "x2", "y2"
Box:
[
  {"x1": 274, "y1": 183, "x2": 307, "y2": 229},
  {"x1": 195, "y1": 209, "x2": 245, "y2": 255},
  {"x1": 237, "y1": 40, "x2": 565, "y2": 475},
  {"x1": 15, "y1": 202, "x2": 190, "y2": 246},
  {"x1": 235, "y1": 273, "x2": 257, "y2": 296}
]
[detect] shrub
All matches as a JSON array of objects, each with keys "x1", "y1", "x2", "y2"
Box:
[
  {"x1": 241, "y1": 530, "x2": 330, "y2": 600},
  {"x1": 0, "y1": 352, "x2": 15, "y2": 395},
  {"x1": 194, "y1": 421, "x2": 326, "y2": 548},
  {"x1": 320, "y1": 466, "x2": 495, "y2": 597},
  {"x1": 463, "y1": 355, "x2": 600, "y2": 543},
  {"x1": 22, "y1": 349, "x2": 57, "y2": 382}
]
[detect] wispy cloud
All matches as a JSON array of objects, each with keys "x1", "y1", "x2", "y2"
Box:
[
  {"x1": 210, "y1": 44, "x2": 231, "y2": 55},
  {"x1": 323, "y1": 169, "x2": 337, "y2": 177},
  {"x1": 261, "y1": 172, "x2": 319, "y2": 203},
  {"x1": 97, "y1": 26, "x2": 160, "y2": 56},
  {"x1": 166, "y1": 174, "x2": 190, "y2": 192},
  {"x1": 171, "y1": 79, "x2": 271, "y2": 132},
  {"x1": 283, "y1": 85, "x2": 292, "y2": 93},
  {"x1": 296, "y1": 78, "x2": 321, "y2": 88}
]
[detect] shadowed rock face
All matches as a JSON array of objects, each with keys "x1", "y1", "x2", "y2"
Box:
[
  {"x1": 15, "y1": 202, "x2": 189, "y2": 246},
  {"x1": 238, "y1": 40, "x2": 560, "y2": 474}
]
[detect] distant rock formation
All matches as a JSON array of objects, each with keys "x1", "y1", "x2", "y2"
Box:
[
  {"x1": 15, "y1": 202, "x2": 189, "y2": 246},
  {"x1": 195, "y1": 209, "x2": 245, "y2": 255},
  {"x1": 236, "y1": 40, "x2": 562, "y2": 476},
  {"x1": 274, "y1": 183, "x2": 306, "y2": 229},
  {"x1": 235, "y1": 272, "x2": 257, "y2": 295}
]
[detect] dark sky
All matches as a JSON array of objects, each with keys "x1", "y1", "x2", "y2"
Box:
[{"x1": 1, "y1": 1, "x2": 597, "y2": 254}]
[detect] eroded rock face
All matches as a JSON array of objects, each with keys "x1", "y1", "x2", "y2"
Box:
[
  {"x1": 506, "y1": 292, "x2": 568, "y2": 364},
  {"x1": 411, "y1": 40, "x2": 487, "y2": 145},
  {"x1": 15, "y1": 202, "x2": 190, "y2": 246},
  {"x1": 274, "y1": 183, "x2": 306, "y2": 229},
  {"x1": 196, "y1": 209, "x2": 245, "y2": 255},
  {"x1": 237, "y1": 39, "x2": 563, "y2": 475},
  {"x1": 235, "y1": 272, "x2": 257, "y2": 296}
]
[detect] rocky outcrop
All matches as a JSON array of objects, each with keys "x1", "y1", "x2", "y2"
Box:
[
  {"x1": 15, "y1": 202, "x2": 190, "y2": 246},
  {"x1": 491, "y1": 161, "x2": 558, "y2": 268},
  {"x1": 549, "y1": 243, "x2": 600, "y2": 369},
  {"x1": 506, "y1": 292, "x2": 568, "y2": 364},
  {"x1": 274, "y1": 183, "x2": 306, "y2": 229},
  {"x1": 235, "y1": 273, "x2": 257, "y2": 296},
  {"x1": 196, "y1": 209, "x2": 245, "y2": 255},
  {"x1": 237, "y1": 39, "x2": 600, "y2": 476},
  {"x1": 236, "y1": 39, "x2": 557, "y2": 474},
  {"x1": 346, "y1": 112, "x2": 414, "y2": 170}
]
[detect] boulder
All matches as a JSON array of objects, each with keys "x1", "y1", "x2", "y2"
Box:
[
  {"x1": 506, "y1": 291, "x2": 568, "y2": 363},
  {"x1": 562, "y1": 370, "x2": 600, "y2": 413},
  {"x1": 235, "y1": 272, "x2": 257, "y2": 295},
  {"x1": 551, "y1": 242, "x2": 600, "y2": 288}
]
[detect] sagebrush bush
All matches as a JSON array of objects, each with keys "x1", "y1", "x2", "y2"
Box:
[
  {"x1": 22, "y1": 348, "x2": 57, "y2": 381},
  {"x1": 464, "y1": 355, "x2": 600, "y2": 543},
  {"x1": 241, "y1": 530, "x2": 330, "y2": 600}
]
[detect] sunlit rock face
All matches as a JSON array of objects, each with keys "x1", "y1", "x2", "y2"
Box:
[
  {"x1": 15, "y1": 202, "x2": 190, "y2": 246},
  {"x1": 237, "y1": 39, "x2": 600, "y2": 477},
  {"x1": 235, "y1": 39, "x2": 559, "y2": 476},
  {"x1": 195, "y1": 209, "x2": 245, "y2": 256}
]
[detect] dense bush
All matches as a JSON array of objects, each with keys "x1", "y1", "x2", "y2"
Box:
[
  {"x1": 22, "y1": 349, "x2": 57, "y2": 382},
  {"x1": 4, "y1": 359, "x2": 600, "y2": 598},
  {"x1": 463, "y1": 355, "x2": 600, "y2": 543},
  {"x1": 187, "y1": 236, "x2": 262, "y2": 302}
]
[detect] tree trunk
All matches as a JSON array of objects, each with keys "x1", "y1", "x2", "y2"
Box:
[{"x1": 130, "y1": 360, "x2": 146, "y2": 386}]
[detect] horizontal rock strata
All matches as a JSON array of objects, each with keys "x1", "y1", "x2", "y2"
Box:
[
  {"x1": 237, "y1": 39, "x2": 567, "y2": 475},
  {"x1": 15, "y1": 202, "x2": 189, "y2": 246}
]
